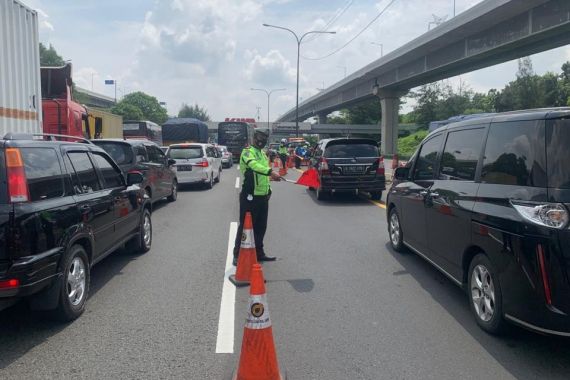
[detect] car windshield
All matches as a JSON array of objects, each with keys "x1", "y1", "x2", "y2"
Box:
[
  {"x1": 93, "y1": 142, "x2": 134, "y2": 165},
  {"x1": 168, "y1": 146, "x2": 203, "y2": 159},
  {"x1": 324, "y1": 143, "x2": 379, "y2": 158}
]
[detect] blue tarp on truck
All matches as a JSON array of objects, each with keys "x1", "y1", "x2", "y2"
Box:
[{"x1": 162, "y1": 118, "x2": 209, "y2": 144}]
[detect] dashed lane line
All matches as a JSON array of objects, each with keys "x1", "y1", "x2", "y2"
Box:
[
  {"x1": 370, "y1": 199, "x2": 386, "y2": 209},
  {"x1": 215, "y1": 222, "x2": 237, "y2": 354},
  {"x1": 235, "y1": 177, "x2": 240, "y2": 189}
]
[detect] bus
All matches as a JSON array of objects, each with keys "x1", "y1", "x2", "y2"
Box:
[
  {"x1": 123, "y1": 120, "x2": 162, "y2": 145},
  {"x1": 217, "y1": 121, "x2": 255, "y2": 159},
  {"x1": 162, "y1": 118, "x2": 209, "y2": 145}
]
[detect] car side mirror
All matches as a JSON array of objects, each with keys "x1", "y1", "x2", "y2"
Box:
[
  {"x1": 127, "y1": 171, "x2": 144, "y2": 186},
  {"x1": 168, "y1": 158, "x2": 176, "y2": 166},
  {"x1": 394, "y1": 167, "x2": 409, "y2": 181}
]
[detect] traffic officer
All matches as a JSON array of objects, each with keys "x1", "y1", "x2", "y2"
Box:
[
  {"x1": 278, "y1": 139, "x2": 288, "y2": 169},
  {"x1": 233, "y1": 129, "x2": 281, "y2": 266}
]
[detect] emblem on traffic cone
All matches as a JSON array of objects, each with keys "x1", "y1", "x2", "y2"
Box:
[
  {"x1": 229, "y1": 212, "x2": 258, "y2": 287},
  {"x1": 232, "y1": 264, "x2": 285, "y2": 380}
]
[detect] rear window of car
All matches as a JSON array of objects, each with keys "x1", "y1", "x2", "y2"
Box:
[
  {"x1": 93, "y1": 142, "x2": 134, "y2": 165},
  {"x1": 324, "y1": 142, "x2": 379, "y2": 158},
  {"x1": 21, "y1": 148, "x2": 65, "y2": 201},
  {"x1": 168, "y1": 146, "x2": 203, "y2": 159},
  {"x1": 546, "y1": 118, "x2": 570, "y2": 189}
]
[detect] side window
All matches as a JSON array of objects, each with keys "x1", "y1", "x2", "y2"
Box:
[
  {"x1": 206, "y1": 147, "x2": 213, "y2": 158},
  {"x1": 135, "y1": 146, "x2": 148, "y2": 163},
  {"x1": 481, "y1": 121, "x2": 546, "y2": 186},
  {"x1": 439, "y1": 128, "x2": 485, "y2": 181},
  {"x1": 20, "y1": 148, "x2": 65, "y2": 201},
  {"x1": 68, "y1": 152, "x2": 102, "y2": 193},
  {"x1": 147, "y1": 146, "x2": 164, "y2": 163},
  {"x1": 413, "y1": 134, "x2": 443, "y2": 181},
  {"x1": 92, "y1": 153, "x2": 125, "y2": 188}
]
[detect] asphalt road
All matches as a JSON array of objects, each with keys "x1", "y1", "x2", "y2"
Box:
[{"x1": 0, "y1": 166, "x2": 569, "y2": 379}]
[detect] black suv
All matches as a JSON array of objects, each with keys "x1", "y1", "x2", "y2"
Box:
[
  {"x1": 387, "y1": 108, "x2": 570, "y2": 337},
  {"x1": 93, "y1": 139, "x2": 177, "y2": 204},
  {"x1": 0, "y1": 135, "x2": 152, "y2": 321},
  {"x1": 309, "y1": 138, "x2": 385, "y2": 200}
]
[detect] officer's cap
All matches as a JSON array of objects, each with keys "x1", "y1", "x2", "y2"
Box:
[{"x1": 254, "y1": 129, "x2": 269, "y2": 138}]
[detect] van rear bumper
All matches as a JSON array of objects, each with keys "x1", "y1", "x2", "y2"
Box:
[
  {"x1": 320, "y1": 175, "x2": 386, "y2": 192},
  {"x1": 0, "y1": 247, "x2": 63, "y2": 307}
]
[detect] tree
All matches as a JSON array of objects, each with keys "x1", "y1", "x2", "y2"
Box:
[
  {"x1": 39, "y1": 43, "x2": 65, "y2": 66},
  {"x1": 178, "y1": 103, "x2": 211, "y2": 121},
  {"x1": 412, "y1": 83, "x2": 443, "y2": 126},
  {"x1": 111, "y1": 92, "x2": 168, "y2": 124},
  {"x1": 327, "y1": 110, "x2": 349, "y2": 124},
  {"x1": 111, "y1": 103, "x2": 144, "y2": 121},
  {"x1": 346, "y1": 99, "x2": 381, "y2": 124}
]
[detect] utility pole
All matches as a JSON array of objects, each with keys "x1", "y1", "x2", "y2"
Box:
[
  {"x1": 251, "y1": 88, "x2": 286, "y2": 140},
  {"x1": 263, "y1": 23, "x2": 335, "y2": 137},
  {"x1": 256, "y1": 106, "x2": 262, "y2": 122}
]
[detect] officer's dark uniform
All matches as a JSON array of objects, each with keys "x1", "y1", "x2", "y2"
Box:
[{"x1": 233, "y1": 141, "x2": 276, "y2": 263}]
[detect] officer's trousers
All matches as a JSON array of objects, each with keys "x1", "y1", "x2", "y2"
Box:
[{"x1": 233, "y1": 192, "x2": 269, "y2": 259}]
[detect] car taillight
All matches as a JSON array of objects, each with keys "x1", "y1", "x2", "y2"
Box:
[
  {"x1": 5, "y1": 148, "x2": 29, "y2": 203},
  {"x1": 196, "y1": 158, "x2": 209, "y2": 167},
  {"x1": 537, "y1": 244, "x2": 552, "y2": 306},
  {"x1": 376, "y1": 157, "x2": 385, "y2": 175},
  {"x1": 0, "y1": 279, "x2": 19, "y2": 289},
  {"x1": 320, "y1": 157, "x2": 329, "y2": 174}
]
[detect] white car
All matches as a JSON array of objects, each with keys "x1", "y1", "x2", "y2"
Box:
[
  {"x1": 217, "y1": 145, "x2": 233, "y2": 168},
  {"x1": 166, "y1": 143, "x2": 222, "y2": 189}
]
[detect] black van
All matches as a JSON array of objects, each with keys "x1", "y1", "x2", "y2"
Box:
[
  {"x1": 386, "y1": 108, "x2": 570, "y2": 337},
  {"x1": 0, "y1": 134, "x2": 151, "y2": 321}
]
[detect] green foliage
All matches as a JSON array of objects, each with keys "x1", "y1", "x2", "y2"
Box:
[
  {"x1": 345, "y1": 99, "x2": 381, "y2": 124},
  {"x1": 398, "y1": 130, "x2": 429, "y2": 159},
  {"x1": 39, "y1": 43, "x2": 65, "y2": 66},
  {"x1": 327, "y1": 111, "x2": 349, "y2": 124},
  {"x1": 178, "y1": 103, "x2": 211, "y2": 121},
  {"x1": 111, "y1": 92, "x2": 168, "y2": 124}
]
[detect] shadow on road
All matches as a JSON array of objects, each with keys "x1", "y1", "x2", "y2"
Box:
[
  {"x1": 0, "y1": 247, "x2": 139, "y2": 370},
  {"x1": 384, "y1": 242, "x2": 570, "y2": 379},
  {"x1": 305, "y1": 188, "x2": 376, "y2": 207}
]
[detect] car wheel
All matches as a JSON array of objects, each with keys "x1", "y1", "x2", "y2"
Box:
[
  {"x1": 206, "y1": 174, "x2": 214, "y2": 189},
  {"x1": 468, "y1": 254, "x2": 506, "y2": 335},
  {"x1": 370, "y1": 191, "x2": 382, "y2": 201},
  {"x1": 52, "y1": 245, "x2": 90, "y2": 321},
  {"x1": 128, "y1": 209, "x2": 152, "y2": 254},
  {"x1": 215, "y1": 169, "x2": 221, "y2": 183},
  {"x1": 316, "y1": 186, "x2": 328, "y2": 201},
  {"x1": 388, "y1": 208, "x2": 405, "y2": 252},
  {"x1": 167, "y1": 180, "x2": 178, "y2": 202}
]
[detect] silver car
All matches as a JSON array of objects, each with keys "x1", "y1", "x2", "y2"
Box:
[
  {"x1": 217, "y1": 145, "x2": 233, "y2": 168},
  {"x1": 167, "y1": 143, "x2": 222, "y2": 189}
]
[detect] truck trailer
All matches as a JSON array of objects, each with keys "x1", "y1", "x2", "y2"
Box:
[{"x1": 0, "y1": 0, "x2": 43, "y2": 136}]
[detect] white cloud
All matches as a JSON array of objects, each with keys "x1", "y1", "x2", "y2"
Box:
[{"x1": 244, "y1": 49, "x2": 297, "y2": 85}]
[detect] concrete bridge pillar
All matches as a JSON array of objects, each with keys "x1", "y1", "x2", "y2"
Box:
[
  {"x1": 316, "y1": 112, "x2": 328, "y2": 124},
  {"x1": 378, "y1": 91, "x2": 399, "y2": 156}
]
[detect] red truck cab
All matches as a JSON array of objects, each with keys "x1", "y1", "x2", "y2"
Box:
[{"x1": 41, "y1": 63, "x2": 89, "y2": 138}]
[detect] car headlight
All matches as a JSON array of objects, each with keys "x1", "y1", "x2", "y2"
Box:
[{"x1": 511, "y1": 201, "x2": 569, "y2": 229}]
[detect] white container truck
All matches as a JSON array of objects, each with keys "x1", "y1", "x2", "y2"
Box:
[{"x1": 0, "y1": 0, "x2": 42, "y2": 136}]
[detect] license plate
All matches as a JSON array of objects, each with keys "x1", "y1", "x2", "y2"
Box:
[
  {"x1": 344, "y1": 165, "x2": 364, "y2": 174},
  {"x1": 177, "y1": 165, "x2": 192, "y2": 171}
]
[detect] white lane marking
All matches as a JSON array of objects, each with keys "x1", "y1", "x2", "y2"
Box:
[
  {"x1": 235, "y1": 177, "x2": 240, "y2": 189},
  {"x1": 237, "y1": 165, "x2": 240, "y2": 170},
  {"x1": 215, "y1": 222, "x2": 237, "y2": 354}
]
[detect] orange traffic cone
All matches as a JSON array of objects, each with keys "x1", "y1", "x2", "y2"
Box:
[
  {"x1": 279, "y1": 165, "x2": 287, "y2": 177},
  {"x1": 232, "y1": 264, "x2": 285, "y2": 380},
  {"x1": 273, "y1": 158, "x2": 279, "y2": 168},
  {"x1": 229, "y1": 212, "x2": 258, "y2": 287}
]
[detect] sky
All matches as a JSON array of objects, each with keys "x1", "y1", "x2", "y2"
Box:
[{"x1": 26, "y1": 0, "x2": 570, "y2": 121}]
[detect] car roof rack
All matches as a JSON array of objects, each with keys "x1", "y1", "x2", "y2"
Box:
[{"x1": 3, "y1": 133, "x2": 94, "y2": 144}]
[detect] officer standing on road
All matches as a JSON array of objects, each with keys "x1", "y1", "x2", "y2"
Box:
[
  {"x1": 278, "y1": 139, "x2": 288, "y2": 169},
  {"x1": 233, "y1": 129, "x2": 281, "y2": 266}
]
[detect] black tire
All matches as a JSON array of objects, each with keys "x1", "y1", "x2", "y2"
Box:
[
  {"x1": 128, "y1": 208, "x2": 152, "y2": 254},
  {"x1": 316, "y1": 186, "x2": 328, "y2": 201},
  {"x1": 206, "y1": 174, "x2": 214, "y2": 189},
  {"x1": 144, "y1": 188, "x2": 152, "y2": 203},
  {"x1": 468, "y1": 254, "x2": 506, "y2": 335},
  {"x1": 215, "y1": 169, "x2": 221, "y2": 183},
  {"x1": 388, "y1": 208, "x2": 405, "y2": 252},
  {"x1": 167, "y1": 180, "x2": 177, "y2": 202},
  {"x1": 370, "y1": 191, "x2": 382, "y2": 201},
  {"x1": 52, "y1": 245, "x2": 90, "y2": 322}
]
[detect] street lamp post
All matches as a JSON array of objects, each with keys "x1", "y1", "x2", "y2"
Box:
[
  {"x1": 263, "y1": 23, "x2": 335, "y2": 137},
  {"x1": 251, "y1": 88, "x2": 286, "y2": 140}
]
